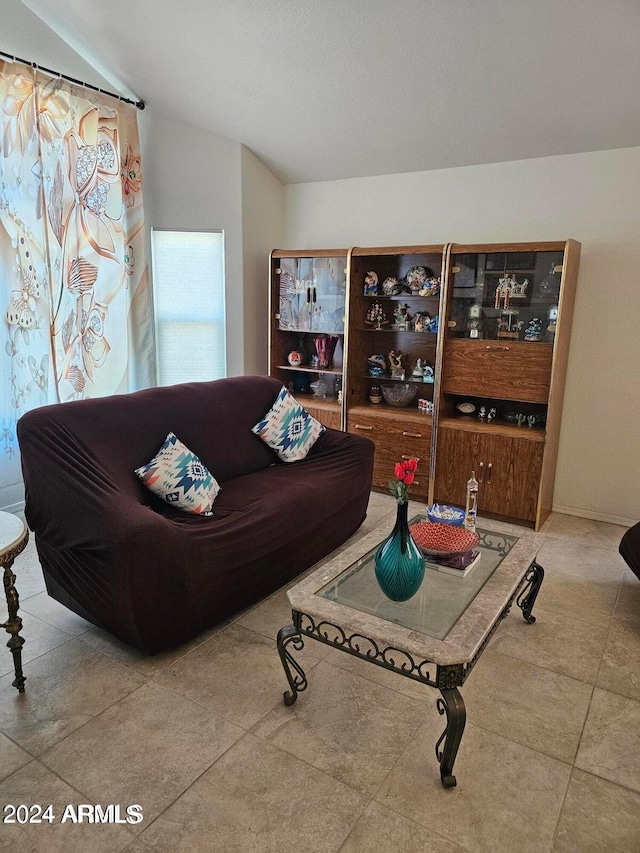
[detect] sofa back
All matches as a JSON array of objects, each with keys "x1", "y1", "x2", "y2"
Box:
[{"x1": 18, "y1": 375, "x2": 284, "y2": 502}]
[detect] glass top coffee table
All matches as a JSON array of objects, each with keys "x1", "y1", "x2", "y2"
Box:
[{"x1": 277, "y1": 514, "x2": 544, "y2": 788}]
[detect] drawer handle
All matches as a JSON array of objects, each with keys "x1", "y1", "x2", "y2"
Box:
[
  {"x1": 487, "y1": 463, "x2": 492, "y2": 484},
  {"x1": 478, "y1": 461, "x2": 484, "y2": 483},
  {"x1": 355, "y1": 424, "x2": 373, "y2": 431},
  {"x1": 402, "y1": 431, "x2": 422, "y2": 438},
  {"x1": 401, "y1": 455, "x2": 420, "y2": 461},
  {"x1": 486, "y1": 345, "x2": 510, "y2": 351}
]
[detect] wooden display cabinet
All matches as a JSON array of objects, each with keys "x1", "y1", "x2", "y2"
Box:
[
  {"x1": 345, "y1": 245, "x2": 447, "y2": 501},
  {"x1": 269, "y1": 249, "x2": 348, "y2": 430},
  {"x1": 432, "y1": 240, "x2": 581, "y2": 529}
]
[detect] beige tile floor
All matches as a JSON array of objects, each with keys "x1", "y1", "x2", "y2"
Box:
[{"x1": 1, "y1": 494, "x2": 639, "y2": 852}]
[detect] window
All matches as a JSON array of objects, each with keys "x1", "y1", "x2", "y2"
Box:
[{"x1": 151, "y1": 229, "x2": 226, "y2": 386}]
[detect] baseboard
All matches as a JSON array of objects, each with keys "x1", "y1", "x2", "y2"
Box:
[{"x1": 552, "y1": 503, "x2": 636, "y2": 528}]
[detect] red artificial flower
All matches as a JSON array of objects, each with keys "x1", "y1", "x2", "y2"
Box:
[{"x1": 388, "y1": 458, "x2": 419, "y2": 504}]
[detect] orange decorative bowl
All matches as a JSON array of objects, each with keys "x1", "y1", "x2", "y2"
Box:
[{"x1": 409, "y1": 521, "x2": 479, "y2": 557}]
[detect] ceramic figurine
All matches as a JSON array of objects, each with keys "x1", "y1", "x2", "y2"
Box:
[
  {"x1": 392, "y1": 303, "x2": 410, "y2": 330},
  {"x1": 427, "y1": 314, "x2": 439, "y2": 333},
  {"x1": 367, "y1": 353, "x2": 386, "y2": 377},
  {"x1": 523, "y1": 317, "x2": 544, "y2": 342},
  {"x1": 287, "y1": 351, "x2": 303, "y2": 367},
  {"x1": 405, "y1": 266, "x2": 428, "y2": 292},
  {"x1": 527, "y1": 415, "x2": 537, "y2": 428},
  {"x1": 516, "y1": 413, "x2": 527, "y2": 426},
  {"x1": 382, "y1": 276, "x2": 401, "y2": 296},
  {"x1": 497, "y1": 308, "x2": 523, "y2": 340},
  {"x1": 487, "y1": 407, "x2": 496, "y2": 422},
  {"x1": 388, "y1": 350, "x2": 405, "y2": 380},
  {"x1": 419, "y1": 276, "x2": 441, "y2": 297},
  {"x1": 422, "y1": 365, "x2": 435, "y2": 383},
  {"x1": 479, "y1": 406, "x2": 486, "y2": 419},
  {"x1": 369, "y1": 384, "x2": 382, "y2": 404},
  {"x1": 364, "y1": 300, "x2": 388, "y2": 329},
  {"x1": 412, "y1": 358, "x2": 425, "y2": 379},
  {"x1": 467, "y1": 303, "x2": 484, "y2": 339},
  {"x1": 364, "y1": 271, "x2": 379, "y2": 296}
]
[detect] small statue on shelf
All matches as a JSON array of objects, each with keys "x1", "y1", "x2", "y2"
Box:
[
  {"x1": 487, "y1": 407, "x2": 497, "y2": 422},
  {"x1": 367, "y1": 353, "x2": 386, "y2": 377},
  {"x1": 523, "y1": 317, "x2": 544, "y2": 342},
  {"x1": 364, "y1": 300, "x2": 388, "y2": 329},
  {"x1": 422, "y1": 364, "x2": 435, "y2": 383},
  {"x1": 363, "y1": 271, "x2": 379, "y2": 296},
  {"x1": 497, "y1": 308, "x2": 523, "y2": 340},
  {"x1": 382, "y1": 276, "x2": 401, "y2": 295},
  {"x1": 392, "y1": 303, "x2": 411, "y2": 330},
  {"x1": 369, "y1": 384, "x2": 382, "y2": 404},
  {"x1": 466, "y1": 303, "x2": 484, "y2": 339},
  {"x1": 427, "y1": 314, "x2": 439, "y2": 333},
  {"x1": 419, "y1": 276, "x2": 441, "y2": 297},
  {"x1": 412, "y1": 311, "x2": 431, "y2": 332},
  {"x1": 412, "y1": 358, "x2": 425, "y2": 379},
  {"x1": 388, "y1": 350, "x2": 405, "y2": 380}
]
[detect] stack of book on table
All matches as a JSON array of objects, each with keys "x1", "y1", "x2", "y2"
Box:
[{"x1": 427, "y1": 550, "x2": 481, "y2": 578}]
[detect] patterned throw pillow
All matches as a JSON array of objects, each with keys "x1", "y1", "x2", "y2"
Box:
[
  {"x1": 251, "y1": 386, "x2": 325, "y2": 462},
  {"x1": 134, "y1": 432, "x2": 220, "y2": 515}
]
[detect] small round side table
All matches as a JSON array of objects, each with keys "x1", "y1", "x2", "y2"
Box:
[{"x1": 0, "y1": 511, "x2": 28, "y2": 692}]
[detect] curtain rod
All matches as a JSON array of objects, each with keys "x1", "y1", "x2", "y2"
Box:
[{"x1": 0, "y1": 49, "x2": 145, "y2": 110}]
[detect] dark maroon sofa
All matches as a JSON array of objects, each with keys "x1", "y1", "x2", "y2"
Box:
[
  {"x1": 619, "y1": 522, "x2": 640, "y2": 582},
  {"x1": 17, "y1": 375, "x2": 374, "y2": 654}
]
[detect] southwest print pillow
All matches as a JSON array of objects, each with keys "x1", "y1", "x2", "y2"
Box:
[
  {"x1": 251, "y1": 386, "x2": 325, "y2": 462},
  {"x1": 135, "y1": 432, "x2": 220, "y2": 515}
]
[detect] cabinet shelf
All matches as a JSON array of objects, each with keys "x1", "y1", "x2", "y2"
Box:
[
  {"x1": 438, "y1": 416, "x2": 545, "y2": 442},
  {"x1": 277, "y1": 365, "x2": 342, "y2": 375},
  {"x1": 291, "y1": 395, "x2": 341, "y2": 412}
]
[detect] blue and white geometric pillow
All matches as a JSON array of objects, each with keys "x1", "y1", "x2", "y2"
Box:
[
  {"x1": 251, "y1": 386, "x2": 325, "y2": 462},
  {"x1": 134, "y1": 432, "x2": 221, "y2": 515}
]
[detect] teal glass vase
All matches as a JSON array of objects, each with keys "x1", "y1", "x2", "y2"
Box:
[{"x1": 374, "y1": 501, "x2": 425, "y2": 601}]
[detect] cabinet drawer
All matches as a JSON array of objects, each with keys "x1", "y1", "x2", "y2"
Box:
[
  {"x1": 348, "y1": 412, "x2": 430, "y2": 499},
  {"x1": 442, "y1": 340, "x2": 552, "y2": 404}
]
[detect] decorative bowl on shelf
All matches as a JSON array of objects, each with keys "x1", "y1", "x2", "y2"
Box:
[
  {"x1": 409, "y1": 522, "x2": 479, "y2": 557},
  {"x1": 426, "y1": 504, "x2": 465, "y2": 526},
  {"x1": 381, "y1": 383, "x2": 418, "y2": 408}
]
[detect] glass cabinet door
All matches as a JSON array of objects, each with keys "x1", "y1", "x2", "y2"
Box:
[
  {"x1": 448, "y1": 250, "x2": 564, "y2": 345},
  {"x1": 310, "y1": 257, "x2": 346, "y2": 333},
  {"x1": 278, "y1": 256, "x2": 346, "y2": 332}
]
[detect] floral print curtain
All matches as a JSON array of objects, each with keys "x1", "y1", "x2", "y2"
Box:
[{"x1": 0, "y1": 60, "x2": 155, "y2": 509}]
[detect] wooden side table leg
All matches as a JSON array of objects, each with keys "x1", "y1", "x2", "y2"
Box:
[{"x1": 3, "y1": 559, "x2": 26, "y2": 692}]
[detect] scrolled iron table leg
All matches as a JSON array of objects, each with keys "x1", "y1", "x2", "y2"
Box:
[
  {"x1": 276, "y1": 623, "x2": 307, "y2": 706},
  {"x1": 435, "y1": 687, "x2": 466, "y2": 788},
  {"x1": 517, "y1": 559, "x2": 545, "y2": 624},
  {"x1": 3, "y1": 559, "x2": 26, "y2": 693}
]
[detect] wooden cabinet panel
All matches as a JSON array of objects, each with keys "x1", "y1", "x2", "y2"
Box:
[
  {"x1": 434, "y1": 427, "x2": 543, "y2": 525},
  {"x1": 442, "y1": 340, "x2": 553, "y2": 404},
  {"x1": 305, "y1": 404, "x2": 342, "y2": 431}
]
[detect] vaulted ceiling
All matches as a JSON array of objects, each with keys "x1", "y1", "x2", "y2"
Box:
[{"x1": 19, "y1": 0, "x2": 640, "y2": 184}]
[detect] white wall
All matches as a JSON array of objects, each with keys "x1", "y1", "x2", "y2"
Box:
[
  {"x1": 284, "y1": 147, "x2": 640, "y2": 525},
  {"x1": 139, "y1": 109, "x2": 245, "y2": 377},
  {"x1": 241, "y1": 145, "x2": 284, "y2": 375}
]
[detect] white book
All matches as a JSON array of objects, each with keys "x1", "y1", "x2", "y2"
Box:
[{"x1": 428, "y1": 550, "x2": 481, "y2": 578}]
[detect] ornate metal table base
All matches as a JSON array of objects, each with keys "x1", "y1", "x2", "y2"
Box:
[
  {"x1": 1, "y1": 538, "x2": 28, "y2": 693},
  {"x1": 277, "y1": 559, "x2": 544, "y2": 788}
]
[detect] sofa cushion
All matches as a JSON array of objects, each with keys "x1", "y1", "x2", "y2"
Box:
[
  {"x1": 134, "y1": 432, "x2": 220, "y2": 515},
  {"x1": 251, "y1": 385, "x2": 325, "y2": 462}
]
